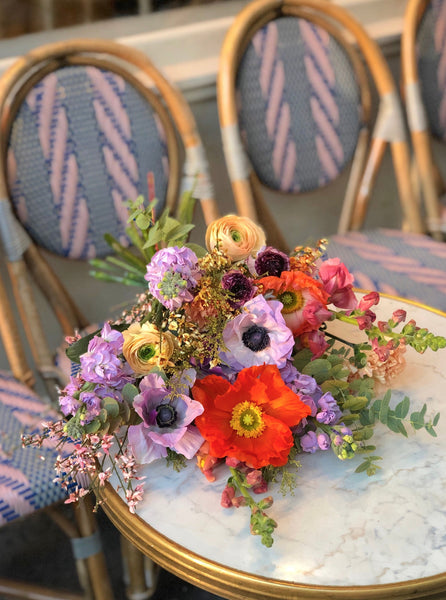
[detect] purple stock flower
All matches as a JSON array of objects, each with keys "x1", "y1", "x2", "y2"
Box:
[
  {"x1": 144, "y1": 246, "x2": 201, "y2": 310},
  {"x1": 299, "y1": 430, "x2": 331, "y2": 453},
  {"x1": 128, "y1": 372, "x2": 205, "y2": 464},
  {"x1": 300, "y1": 431, "x2": 319, "y2": 453},
  {"x1": 317, "y1": 432, "x2": 331, "y2": 450},
  {"x1": 220, "y1": 295, "x2": 294, "y2": 371},
  {"x1": 79, "y1": 391, "x2": 102, "y2": 424},
  {"x1": 255, "y1": 246, "x2": 290, "y2": 277},
  {"x1": 316, "y1": 392, "x2": 342, "y2": 425},
  {"x1": 80, "y1": 325, "x2": 133, "y2": 390},
  {"x1": 59, "y1": 376, "x2": 83, "y2": 417},
  {"x1": 221, "y1": 270, "x2": 255, "y2": 308}
]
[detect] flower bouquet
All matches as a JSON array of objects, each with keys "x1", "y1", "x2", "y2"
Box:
[{"x1": 24, "y1": 204, "x2": 446, "y2": 548}]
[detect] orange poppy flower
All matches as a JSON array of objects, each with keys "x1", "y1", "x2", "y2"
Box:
[
  {"x1": 259, "y1": 271, "x2": 330, "y2": 336},
  {"x1": 192, "y1": 365, "x2": 311, "y2": 469}
]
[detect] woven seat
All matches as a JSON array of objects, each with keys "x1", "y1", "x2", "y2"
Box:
[
  {"x1": 0, "y1": 371, "x2": 71, "y2": 522},
  {"x1": 217, "y1": 0, "x2": 446, "y2": 312}
]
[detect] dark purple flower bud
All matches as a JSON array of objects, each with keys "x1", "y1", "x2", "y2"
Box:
[
  {"x1": 221, "y1": 270, "x2": 255, "y2": 307},
  {"x1": 255, "y1": 246, "x2": 290, "y2": 277}
]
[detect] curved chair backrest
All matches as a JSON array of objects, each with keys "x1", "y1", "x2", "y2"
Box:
[
  {"x1": 402, "y1": 0, "x2": 446, "y2": 240},
  {"x1": 0, "y1": 39, "x2": 218, "y2": 259},
  {"x1": 0, "y1": 39, "x2": 219, "y2": 387},
  {"x1": 218, "y1": 0, "x2": 423, "y2": 250}
]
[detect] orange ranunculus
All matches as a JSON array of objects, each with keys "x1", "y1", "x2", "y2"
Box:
[
  {"x1": 258, "y1": 271, "x2": 330, "y2": 337},
  {"x1": 192, "y1": 365, "x2": 311, "y2": 469},
  {"x1": 205, "y1": 214, "x2": 266, "y2": 262}
]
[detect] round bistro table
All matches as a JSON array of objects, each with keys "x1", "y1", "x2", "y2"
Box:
[{"x1": 101, "y1": 296, "x2": 446, "y2": 600}]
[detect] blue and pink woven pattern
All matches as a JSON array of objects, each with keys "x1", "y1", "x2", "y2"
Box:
[
  {"x1": 236, "y1": 17, "x2": 361, "y2": 193},
  {"x1": 7, "y1": 65, "x2": 169, "y2": 259},
  {"x1": 327, "y1": 229, "x2": 446, "y2": 312},
  {"x1": 417, "y1": 0, "x2": 446, "y2": 141},
  {"x1": 0, "y1": 371, "x2": 71, "y2": 523}
]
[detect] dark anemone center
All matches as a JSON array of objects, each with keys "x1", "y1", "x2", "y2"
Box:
[
  {"x1": 156, "y1": 404, "x2": 177, "y2": 428},
  {"x1": 242, "y1": 325, "x2": 270, "y2": 352}
]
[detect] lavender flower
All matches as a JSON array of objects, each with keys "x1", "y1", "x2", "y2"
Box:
[
  {"x1": 220, "y1": 295, "x2": 294, "y2": 371},
  {"x1": 79, "y1": 391, "x2": 102, "y2": 425},
  {"x1": 59, "y1": 376, "x2": 83, "y2": 417},
  {"x1": 316, "y1": 392, "x2": 342, "y2": 425},
  {"x1": 128, "y1": 372, "x2": 204, "y2": 464},
  {"x1": 80, "y1": 325, "x2": 133, "y2": 390},
  {"x1": 144, "y1": 246, "x2": 201, "y2": 310},
  {"x1": 221, "y1": 270, "x2": 255, "y2": 308},
  {"x1": 255, "y1": 246, "x2": 290, "y2": 277},
  {"x1": 300, "y1": 431, "x2": 319, "y2": 453}
]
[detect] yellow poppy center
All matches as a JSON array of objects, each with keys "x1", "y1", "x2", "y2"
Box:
[
  {"x1": 277, "y1": 290, "x2": 304, "y2": 314},
  {"x1": 230, "y1": 401, "x2": 265, "y2": 438}
]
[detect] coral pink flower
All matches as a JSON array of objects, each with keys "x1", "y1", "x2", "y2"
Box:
[
  {"x1": 318, "y1": 258, "x2": 357, "y2": 310},
  {"x1": 259, "y1": 271, "x2": 331, "y2": 336}
]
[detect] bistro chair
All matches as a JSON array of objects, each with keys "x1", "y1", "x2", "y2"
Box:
[
  {"x1": 0, "y1": 263, "x2": 113, "y2": 600},
  {"x1": 217, "y1": 0, "x2": 446, "y2": 311},
  {"x1": 402, "y1": 0, "x2": 446, "y2": 241},
  {"x1": 0, "y1": 38, "x2": 219, "y2": 599}
]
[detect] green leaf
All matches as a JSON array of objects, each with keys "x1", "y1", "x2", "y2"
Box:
[
  {"x1": 320, "y1": 379, "x2": 349, "y2": 396},
  {"x1": 135, "y1": 213, "x2": 152, "y2": 230},
  {"x1": 122, "y1": 383, "x2": 139, "y2": 405},
  {"x1": 103, "y1": 396, "x2": 120, "y2": 418},
  {"x1": 433, "y1": 413, "x2": 440, "y2": 427},
  {"x1": 394, "y1": 397, "x2": 410, "y2": 419},
  {"x1": 85, "y1": 419, "x2": 101, "y2": 434},
  {"x1": 342, "y1": 395, "x2": 369, "y2": 411},
  {"x1": 185, "y1": 243, "x2": 207, "y2": 258},
  {"x1": 425, "y1": 424, "x2": 438, "y2": 437},
  {"x1": 293, "y1": 349, "x2": 313, "y2": 372},
  {"x1": 165, "y1": 223, "x2": 195, "y2": 244},
  {"x1": 103, "y1": 234, "x2": 147, "y2": 270},
  {"x1": 386, "y1": 415, "x2": 408, "y2": 437},
  {"x1": 176, "y1": 188, "x2": 197, "y2": 225},
  {"x1": 353, "y1": 427, "x2": 374, "y2": 441},
  {"x1": 302, "y1": 359, "x2": 332, "y2": 384},
  {"x1": 378, "y1": 391, "x2": 391, "y2": 425}
]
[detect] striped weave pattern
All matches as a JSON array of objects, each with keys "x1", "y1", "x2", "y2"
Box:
[
  {"x1": 7, "y1": 65, "x2": 169, "y2": 259},
  {"x1": 0, "y1": 371, "x2": 69, "y2": 524},
  {"x1": 237, "y1": 17, "x2": 360, "y2": 193},
  {"x1": 327, "y1": 229, "x2": 446, "y2": 311},
  {"x1": 417, "y1": 0, "x2": 446, "y2": 140}
]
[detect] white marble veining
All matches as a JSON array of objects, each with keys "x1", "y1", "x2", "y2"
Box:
[{"x1": 110, "y1": 297, "x2": 446, "y2": 588}]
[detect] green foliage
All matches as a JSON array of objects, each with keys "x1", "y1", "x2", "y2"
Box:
[
  {"x1": 262, "y1": 447, "x2": 301, "y2": 496},
  {"x1": 354, "y1": 455, "x2": 382, "y2": 476},
  {"x1": 89, "y1": 189, "x2": 200, "y2": 288},
  {"x1": 165, "y1": 448, "x2": 187, "y2": 472}
]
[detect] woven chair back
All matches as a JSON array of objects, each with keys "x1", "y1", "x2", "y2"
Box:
[
  {"x1": 416, "y1": 0, "x2": 446, "y2": 142},
  {"x1": 218, "y1": 0, "x2": 423, "y2": 250},
  {"x1": 5, "y1": 58, "x2": 177, "y2": 259},
  {"x1": 236, "y1": 16, "x2": 362, "y2": 194}
]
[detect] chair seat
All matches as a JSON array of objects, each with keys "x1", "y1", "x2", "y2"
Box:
[
  {"x1": 0, "y1": 371, "x2": 68, "y2": 524},
  {"x1": 327, "y1": 228, "x2": 446, "y2": 311}
]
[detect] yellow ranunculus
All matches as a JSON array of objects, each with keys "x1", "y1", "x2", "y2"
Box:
[
  {"x1": 205, "y1": 215, "x2": 266, "y2": 262},
  {"x1": 122, "y1": 322, "x2": 176, "y2": 374}
]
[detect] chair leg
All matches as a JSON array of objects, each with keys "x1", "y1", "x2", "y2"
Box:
[
  {"x1": 120, "y1": 535, "x2": 159, "y2": 600},
  {"x1": 73, "y1": 496, "x2": 115, "y2": 600}
]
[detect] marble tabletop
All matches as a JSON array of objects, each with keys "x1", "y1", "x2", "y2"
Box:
[{"x1": 106, "y1": 295, "x2": 446, "y2": 599}]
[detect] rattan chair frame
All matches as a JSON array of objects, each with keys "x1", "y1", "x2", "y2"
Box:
[
  {"x1": 0, "y1": 266, "x2": 114, "y2": 600},
  {"x1": 0, "y1": 38, "x2": 220, "y2": 600},
  {"x1": 217, "y1": 0, "x2": 424, "y2": 250},
  {"x1": 0, "y1": 38, "x2": 219, "y2": 389},
  {"x1": 401, "y1": 0, "x2": 445, "y2": 241}
]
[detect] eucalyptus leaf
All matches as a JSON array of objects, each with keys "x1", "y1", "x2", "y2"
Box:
[
  {"x1": 394, "y1": 397, "x2": 410, "y2": 419},
  {"x1": 302, "y1": 359, "x2": 332, "y2": 384}
]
